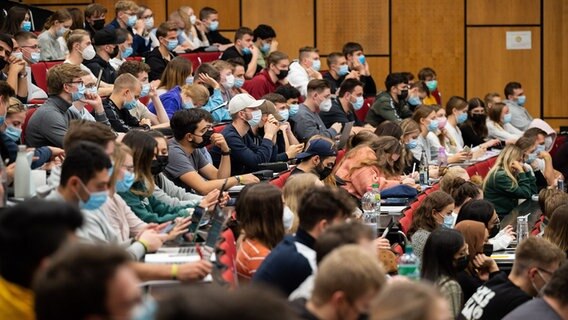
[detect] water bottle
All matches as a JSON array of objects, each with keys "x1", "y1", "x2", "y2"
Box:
[
  {"x1": 361, "y1": 183, "x2": 381, "y2": 238},
  {"x1": 516, "y1": 215, "x2": 529, "y2": 244},
  {"x1": 398, "y1": 244, "x2": 420, "y2": 280},
  {"x1": 14, "y1": 145, "x2": 34, "y2": 199},
  {"x1": 438, "y1": 147, "x2": 448, "y2": 171},
  {"x1": 558, "y1": 177, "x2": 565, "y2": 192},
  {"x1": 419, "y1": 150, "x2": 429, "y2": 186}
]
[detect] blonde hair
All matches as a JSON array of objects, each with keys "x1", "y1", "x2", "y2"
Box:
[
  {"x1": 439, "y1": 167, "x2": 469, "y2": 193},
  {"x1": 115, "y1": 0, "x2": 139, "y2": 15},
  {"x1": 109, "y1": 143, "x2": 133, "y2": 193},
  {"x1": 65, "y1": 29, "x2": 90, "y2": 52},
  {"x1": 283, "y1": 173, "x2": 321, "y2": 233},
  {"x1": 483, "y1": 145, "x2": 524, "y2": 189},
  {"x1": 370, "y1": 281, "x2": 443, "y2": 320},
  {"x1": 211, "y1": 60, "x2": 234, "y2": 73},
  {"x1": 7, "y1": 97, "x2": 26, "y2": 115},
  {"x1": 181, "y1": 84, "x2": 210, "y2": 107},
  {"x1": 113, "y1": 73, "x2": 140, "y2": 92},
  {"x1": 311, "y1": 245, "x2": 386, "y2": 306},
  {"x1": 544, "y1": 205, "x2": 568, "y2": 252}
]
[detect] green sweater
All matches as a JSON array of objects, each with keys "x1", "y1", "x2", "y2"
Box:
[
  {"x1": 118, "y1": 181, "x2": 195, "y2": 223},
  {"x1": 483, "y1": 170, "x2": 537, "y2": 217}
]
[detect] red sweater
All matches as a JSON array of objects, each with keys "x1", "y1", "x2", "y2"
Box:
[{"x1": 243, "y1": 70, "x2": 279, "y2": 99}]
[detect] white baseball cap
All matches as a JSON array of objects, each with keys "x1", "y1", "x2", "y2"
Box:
[{"x1": 228, "y1": 93, "x2": 265, "y2": 114}]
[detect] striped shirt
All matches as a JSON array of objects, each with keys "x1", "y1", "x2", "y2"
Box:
[{"x1": 236, "y1": 238, "x2": 271, "y2": 281}]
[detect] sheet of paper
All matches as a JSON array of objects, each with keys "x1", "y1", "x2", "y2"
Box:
[{"x1": 506, "y1": 31, "x2": 531, "y2": 50}]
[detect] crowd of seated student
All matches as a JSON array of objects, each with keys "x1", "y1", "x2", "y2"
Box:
[{"x1": 3, "y1": 2, "x2": 568, "y2": 320}]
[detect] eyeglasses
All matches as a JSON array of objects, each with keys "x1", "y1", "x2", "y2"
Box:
[
  {"x1": 21, "y1": 45, "x2": 40, "y2": 50},
  {"x1": 67, "y1": 80, "x2": 84, "y2": 86}
]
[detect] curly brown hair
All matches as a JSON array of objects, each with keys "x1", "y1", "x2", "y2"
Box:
[{"x1": 408, "y1": 191, "x2": 454, "y2": 237}]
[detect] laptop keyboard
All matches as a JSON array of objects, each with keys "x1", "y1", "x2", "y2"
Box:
[{"x1": 179, "y1": 247, "x2": 196, "y2": 254}]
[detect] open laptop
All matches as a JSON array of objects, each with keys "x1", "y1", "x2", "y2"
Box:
[
  {"x1": 144, "y1": 180, "x2": 228, "y2": 263},
  {"x1": 337, "y1": 121, "x2": 354, "y2": 150}
]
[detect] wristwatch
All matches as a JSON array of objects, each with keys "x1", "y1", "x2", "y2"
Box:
[
  {"x1": 221, "y1": 148, "x2": 231, "y2": 156},
  {"x1": 235, "y1": 175, "x2": 242, "y2": 185},
  {"x1": 18, "y1": 72, "x2": 27, "y2": 78}
]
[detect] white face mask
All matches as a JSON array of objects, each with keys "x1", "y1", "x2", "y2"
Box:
[
  {"x1": 319, "y1": 98, "x2": 332, "y2": 112},
  {"x1": 81, "y1": 44, "x2": 96, "y2": 60},
  {"x1": 283, "y1": 205, "x2": 294, "y2": 232},
  {"x1": 223, "y1": 74, "x2": 235, "y2": 89},
  {"x1": 190, "y1": 14, "x2": 197, "y2": 25}
]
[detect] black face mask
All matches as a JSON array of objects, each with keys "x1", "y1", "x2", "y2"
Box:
[
  {"x1": 489, "y1": 224, "x2": 500, "y2": 238},
  {"x1": 454, "y1": 255, "x2": 469, "y2": 272},
  {"x1": 109, "y1": 45, "x2": 120, "y2": 59},
  {"x1": 316, "y1": 163, "x2": 333, "y2": 180},
  {"x1": 0, "y1": 58, "x2": 7, "y2": 70},
  {"x1": 93, "y1": 19, "x2": 105, "y2": 30},
  {"x1": 276, "y1": 68, "x2": 288, "y2": 80},
  {"x1": 471, "y1": 114, "x2": 487, "y2": 124},
  {"x1": 398, "y1": 89, "x2": 408, "y2": 101},
  {"x1": 192, "y1": 130, "x2": 213, "y2": 149},
  {"x1": 483, "y1": 243, "x2": 494, "y2": 257},
  {"x1": 151, "y1": 155, "x2": 169, "y2": 175}
]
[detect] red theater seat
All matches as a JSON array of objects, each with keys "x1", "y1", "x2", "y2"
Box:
[
  {"x1": 21, "y1": 106, "x2": 39, "y2": 144},
  {"x1": 125, "y1": 56, "x2": 143, "y2": 62},
  {"x1": 30, "y1": 62, "x2": 48, "y2": 93},
  {"x1": 270, "y1": 170, "x2": 292, "y2": 189},
  {"x1": 355, "y1": 97, "x2": 374, "y2": 122}
]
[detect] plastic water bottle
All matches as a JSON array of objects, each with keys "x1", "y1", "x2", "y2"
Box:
[
  {"x1": 361, "y1": 183, "x2": 381, "y2": 238},
  {"x1": 516, "y1": 215, "x2": 529, "y2": 244},
  {"x1": 558, "y1": 177, "x2": 565, "y2": 192},
  {"x1": 438, "y1": 147, "x2": 448, "y2": 170},
  {"x1": 398, "y1": 244, "x2": 420, "y2": 280},
  {"x1": 14, "y1": 145, "x2": 34, "y2": 199}
]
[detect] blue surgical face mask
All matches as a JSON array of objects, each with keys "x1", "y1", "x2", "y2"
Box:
[
  {"x1": 408, "y1": 96, "x2": 421, "y2": 106},
  {"x1": 526, "y1": 153, "x2": 537, "y2": 164},
  {"x1": 406, "y1": 139, "x2": 418, "y2": 149},
  {"x1": 426, "y1": 80, "x2": 438, "y2": 92},
  {"x1": 22, "y1": 21, "x2": 32, "y2": 32},
  {"x1": 517, "y1": 95, "x2": 526, "y2": 106},
  {"x1": 183, "y1": 101, "x2": 194, "y2": 109},
  {"x1": 123, "y1": 99, "x2": 137, "y2": 110},
  {"x1": 247, "y1": 110, "x2": 262, "y2": 127},
  {"x1": 428, "y1": 119, "x2": 439, "y2": 132},
  {"x1": 279, "y1": 109, "x2": 289, "y2": 121},
  {"x1": 535, "y1": 144, "x2": 545, "y2": 154},
  {"x1": 338, "y1": 64, "x2": 349, "y2": 76},
  {"x1": 312, "y1": 59, "x2": 321, "y2": 71},
  {"x1": 131, "y1": 296, "x2": 157, "y2": 320},
  {"x1": 167, "y1": 39, "x2": 178, "y2": 51},
  {"x1": 358, "y1": 54, "x2": 366, "y2": 65},
  {"x1": 457, "y1": 112, "x2": 468, "y2": 124},
  {"x1": 30, "y1": 52, "x2": 41, "y2": 64},
  {"x1": 86, "y1": 86, "x2": 98, "y2": 96},
  {"x1": 443, "y1": 214, "x2": 454, "y2": 229},
  {"x1": 289, "y1": 104, "x2": 300, "y2": 116},
  {"x1": 4, "y1": 125, "x2": 22, "y2": 142},
  {"x1": 0, "y1": 115, "x2": 5, "y2": 126},
  {"x1": 241, "y1": 46, "x2": 252, "y2": 55},
  {"x1": 78, "y1": 182, "x2": 108, "y2": 210},
  {"x1": 115, "y1": 170, "x2": 135, "y2": 192},
  {"x1": 208, "y1": 20, "x2": 219, "y2": 31},
  {"x1": 71, "y1": 83, "x2": 86, "y2": 102},
  {"x1": 121, "y1": 46, "x2": 133, "y2": 59},
  {"x1": 127, "y1": 14, "x2": 137, "y2": 27},
  {"x1": 503, "y1": 113, "x2": 512, "y2": 124},
  {"x1": 56, "y1": 26, "x2": 68, "y2": 37},
  {"x1": 234, "y1": 77, "x2": 244, "y2": 88},
  {"x1": 185, "y1": 76, "x2": 194, "y2": 85},
  {"x1": 261, "y1": 42, "x2": 270, "y2": 54},
  {"x1": 352, "y1": 95, "x2": 364, "y2": 111},
  {"x1": 140, "y1": 83, "x2": 151, "y2": 97}
]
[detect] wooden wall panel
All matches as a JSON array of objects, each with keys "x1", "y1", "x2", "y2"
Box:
[
  {"x1": 466, "y1": 27, "x2": 541, "y2": 117},
  {"x1": 466, "y1": 0, "x2": 540, "y2": 25},
  {"x1": 95, "y1": 0, "x2": 166, "y2": 24},
  {"x1": 392, "y1": 0, "x2": 464, "y2": 100},
  {"x1": 316, "y1": 0, "x2": 389, "y2": 55},
  {"x1": 242, "y1": 0, "x2": 314, "y2": 60},
  {"x1": 24, "y1": 0, "x2": 90, "y2": 4},
  {"x1": 167, "y1": 0, "x2": 240, "y2": 30},
  {"x1": 543, "y1": 0, "x2": 568, "y2": 118}
]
